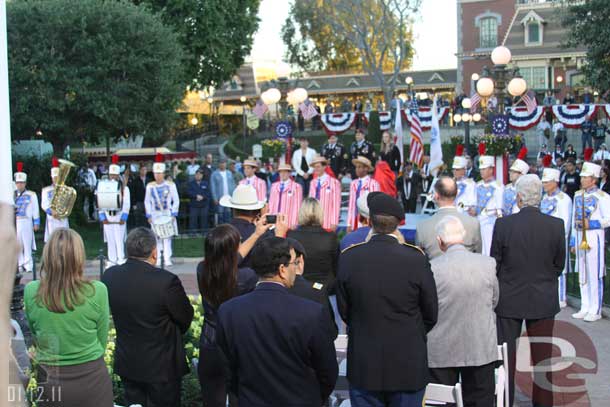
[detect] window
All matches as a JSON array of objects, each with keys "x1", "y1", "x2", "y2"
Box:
[
  {"x1": 521, "y1": 67, "x2": 547, "y2": 90},
  {"x1": 528, "y1": 22, "x2": 540, "y2": 43},
  {"x1": 480, "y1": 17, "x2": 498, "y2": 48}
]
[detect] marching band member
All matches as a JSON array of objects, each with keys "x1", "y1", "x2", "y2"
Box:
[
  {"x1": 14, "y1": 162, "x2": 40, "y2": 272},
  {"x1": 470, "y1": 144, "x2": 504, "y2": 256},
  {"x1": 452, "y1": 144, "x2": 476, "y2": 213},
  {"x1": 541, "y1": 166, "x2": 572, "y2": 308},
  {"x1": 99, "y1": 155, "x2": 131, "y2": 267},
  {"x1": 145, "y1": 154, "x2": 179, "y2": 267},
  {"x1": 503, "y1": 147, "x2": 529, "y2": 216},
  {"x1": 239, "y1": 157, "x2": 267, "y2": 202},
  {"x1": 268, "y1": 163, "x2": 303, "y2": 229},
  {"x1": 570, "y1": 154, "x2": 610, "y2": 322},
  {"x1": 309, "y1": 156, "x2": 341, "y2": 230},
  {"x1": 347, "y1": 156, "x2": 380, "y2": 232},
  {"x1": 41, "y1": 156, "x2": 69, "y2": 242}
]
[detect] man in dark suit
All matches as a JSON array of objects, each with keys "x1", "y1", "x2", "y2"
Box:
[
  {"x1": 129, "y1": 163, "x2": 153, "y2": 227},
  {"x1": 287, "y1": 238, "x2": 338, "y2": 339},
  {"x1": 102, "y1": 227, "x2": 194, "y2": 407},
  {"x1": 491, "y1": 174, "x2": 566, "y2": 407},
  {"x1": 397, "y1": 161, "x2": 422, "y2": 213},
  {"x1": 187, "y1": 169, "x2": 211, "y2": 232},
  {"x1": 216, "y1": 237, "x2": 338, "y2": 406},
  {"x1": 337, "y1": 192, "x2": 438, "y2": 406}
]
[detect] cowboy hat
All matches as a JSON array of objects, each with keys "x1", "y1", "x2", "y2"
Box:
[{"x1": 219, "y1": 184, "x2": 266, "y2": 210}]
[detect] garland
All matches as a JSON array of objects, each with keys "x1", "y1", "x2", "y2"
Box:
[
  {"x1": 551, "y1": 104, "x2": 599, "y2": 129},
  {"x1": 401, "y1": 106, "x2": 450, "y2": 130},
  {"x1": 508, "y1": 106, "x2": 545, "y2": 131},
  {"x1": 320, "y1": 113, "x2": 356, "y2": 136},
  {"x1": 363, "y1": 111, "x2": 392, "y2": 130}
]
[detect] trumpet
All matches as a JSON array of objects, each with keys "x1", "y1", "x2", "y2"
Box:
[
  {"x1": 579, "y1": 190, "x2": 590, "y2": 251},
  {"x1": 50, "y1": 159, "x2": 77, "y2": 219}
]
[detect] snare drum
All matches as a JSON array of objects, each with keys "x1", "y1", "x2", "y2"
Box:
[
  {"x1": 96, "y1": 179, "x2": 122, "y2": 211},
  {"x1": 152, "y1": 215, "x2": 178, "y2": 239}
]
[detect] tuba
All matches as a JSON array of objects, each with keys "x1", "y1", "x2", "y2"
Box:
[{"x1": 50, "y1": 159, "x2": 77, "y2": 219}]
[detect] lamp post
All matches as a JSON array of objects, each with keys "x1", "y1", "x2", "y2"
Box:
[
  {"x1": 190, "y1": 116, "x2": 199, "y2": 155},
  {"x1": 453, "y1": 98, "x2": 481, "y2": 157},
  {"x1": 240, "y1": 96, "x2": 247, "y2": 152}
]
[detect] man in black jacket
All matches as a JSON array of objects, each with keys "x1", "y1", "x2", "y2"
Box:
[
  {"x1": 102, "y1": 227, "x2": 194, "y2": 407},
  {"x1": 396, "y1": 161, "x2": 422, "y2": 213},
  {"x1": 129, "y1": 164, "x2": 153, "y2": 227},
  {"x1": 217, "y1": 237, "x2": 338, "y2": 407},
  {"x1": 337, "y1": 192, "x2": 438, "y2": 406},
  {"x1": 491, "y1": 174, "x2": 566, "y2": 407}
]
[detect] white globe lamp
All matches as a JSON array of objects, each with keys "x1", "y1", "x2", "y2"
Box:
[{"x1": 476, "y1": 77, "x2": 495, "y2": 97}]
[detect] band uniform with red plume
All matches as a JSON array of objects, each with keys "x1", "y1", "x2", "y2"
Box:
[
  {"x1": 478, "y1": 143, "x2": 486, "y2": 156},
  {"x1": 510, "y1": 146, "x2": 530, "y2": 175},
  {"x1": 109, "y1": 154, "x2": 121, "y2": 175},
  {"x1": 14, "y1": 161, "x2": 27, "y2": 182},
  {"x1": 51, "y1": 156, "x2": 60, "y2": 178},
  {"x1": 478, "y1": 143, "x2": 495, "y2": 169},
  {"x1": 153, "y1": 152, "x2": 166, "y2": 174},
  {"x1": 452, "y1": 144, "x2": 467, "y2": 170},
  {"x1": 455, "y1": 144, "x2": 464, "y2": 157},
  {"x1": 517, "y1": 146, "x2": 528, "y2": 161},
  {"x1": 584, "y1": 148, "x2": 594, "y2": 162}
]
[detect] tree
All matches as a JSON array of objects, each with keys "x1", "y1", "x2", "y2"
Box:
[
  {"x1": 562, "y1": 0, "x2": 610, "y2": 93},
  {"x1": 320, "y1": 0, "x2": 420, "y2": 107},
  {"x1": 133, "y1": 0, "x2": 261, "y2": 89},
  {"x1": 7, "y1": 0, "x2": 186, "y2": 151}
]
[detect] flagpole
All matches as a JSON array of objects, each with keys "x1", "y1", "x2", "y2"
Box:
[{"x1": 0, "y1": 0, "x2": 12, "y2": 204}]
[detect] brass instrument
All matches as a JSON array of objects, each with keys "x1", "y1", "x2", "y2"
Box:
[
  {"x1": 579, "y1": 190, "x2": 590, "y2": 251},
  {"x1": 50, "y1": 159, "x2": 77, "y2": 219}
]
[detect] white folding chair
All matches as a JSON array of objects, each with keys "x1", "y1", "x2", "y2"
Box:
[
  {"x1": 496, "y1": 342, "x2": 510, "y2": 407},
  {"x1": 424, "y1": 382, "x2": 464, "y2": 407}
]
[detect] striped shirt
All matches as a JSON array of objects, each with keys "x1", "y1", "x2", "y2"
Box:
[
  {"x1": 347, "y1": 176, "x2": 380, "y2": 229},
  {"x1": 309, "y1": 174, "x2": 341, "y2": 230},
  {"x1": 268, "y1": 179, "x2": 303, "y2": 229},
  {"x1": 240, "y1": 176, "x2": 267, "y2": 202}
]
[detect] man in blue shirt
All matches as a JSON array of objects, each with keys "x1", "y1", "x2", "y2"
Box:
[
  {"x1": 340, "y1": 194, "x2": 371, "y2": 251},
  {"x1": 187, "y1": 170, "x2": 211, "y2": 232}
]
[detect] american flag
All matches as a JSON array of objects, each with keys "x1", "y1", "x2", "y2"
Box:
[
  {"x1": 522, "y1": 90, "x2": 538, "y2": 114},
  {"x1": 299, "y1": 99, "x2": 318, "y2": 120},
  {"x1": 470, "y1": 91, "x2": 481, "y2": 113},
  {"x1": 253, "y1": 101, "x2": 268, "y2": 119},
  {"x1": 408, "y1": 96, "x2": 424, "y2": 167}
]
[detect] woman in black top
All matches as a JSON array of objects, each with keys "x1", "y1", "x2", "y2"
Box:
[
  {"x1": 379, "y1": 131, "x2": 401, "y2": 173},
  {"x1": 564, "y1": 144, "x2": 578, "y2": 161},
  {"x1": 197, "y1": 224, "x2": 262, "y2": 407}
]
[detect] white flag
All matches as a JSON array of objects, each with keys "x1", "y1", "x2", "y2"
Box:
[
  {"x1": 429, "y1": 96, "x2": 443, "y2": 176},
  {"x1": 394, "y1": 103, "x2": 405, "y2": 164}
]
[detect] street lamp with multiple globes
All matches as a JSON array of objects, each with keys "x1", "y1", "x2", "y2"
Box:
[{"x1": 453, "y1": 98, "x2": 481, "y2": 156}]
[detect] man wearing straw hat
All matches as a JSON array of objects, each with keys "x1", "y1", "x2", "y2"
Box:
[
  {"x1": 541, "y1": 166, "x2": 572, "y2": 308},
  {"x1": 14, "y1": 162, "x2": 40, "y2": 272},
  {"x1": 347, "y1": 156, "x2": 380, "y2": 233},
  {"x1": 41, "y1": 156, "x2": 70, "y2": 243},
  {"x1": 451, "y1": 145, "x2": 476, "y2": 213},
  {"x1": 268, "y1": 164, "x2": 303, "y2": 229},
  {"x1": 308, "y1": 156, "x2": 341, "y2": 230},
  {"x1": 239, "y1": 157, "x2": 267, "y2": 202}
]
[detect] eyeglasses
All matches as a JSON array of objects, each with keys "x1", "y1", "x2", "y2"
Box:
[{"x1": 286, "y1": 259, "x2": 302, "y2": 267}]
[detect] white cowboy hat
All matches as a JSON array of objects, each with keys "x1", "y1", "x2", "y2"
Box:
[{"x1": 219, "y1": 184, "x2": 266, "y2": 210}]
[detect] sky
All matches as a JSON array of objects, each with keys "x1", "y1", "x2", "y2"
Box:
[{"x1": 249, "y1": 0, "x2": 457, "y2": 72}]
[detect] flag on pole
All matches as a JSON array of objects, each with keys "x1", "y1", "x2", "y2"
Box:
[
  {"x1": 408, "y1": 96, "x2": 424, "y2": 167},
  {"x1": 253, "y1": 101, "x2": 268, "y2": 119},
  {"x1": 522, "y1": 90, "x2": 538, "y2": 114},
  {"x1": 429, "y1": 96, "x2": 444, "y2": 176},
  {"x1": 470, "y1": 91, "x2": 481, "y2": 113},
  {"x1": 394, "y1": 99, "x2": 406, "y2": 164},
  {"x1": 299, "y1": 99, "x2": 318, "y2": 120}
]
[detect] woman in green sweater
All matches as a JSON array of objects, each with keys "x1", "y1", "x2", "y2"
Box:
[{"x1": 24, "y1": 229, "x2": 113, "y2": 407}]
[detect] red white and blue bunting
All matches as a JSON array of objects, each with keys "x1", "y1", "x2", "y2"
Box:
[
  {"x1": 401, "y1": 106, "x2": 450, "y2": 130},
  {"x1": 507, "y1": 106, "x2": 545, "y2": 131},
  {"x1": 551, "y1": 104, "x2": 599, "y2": 129},
  {"x1": 363, "y1": 111, "x2": 392, "y2": 130},
  {"x1": 320, "y1": 113, "x2": 356, "y2": 136}
]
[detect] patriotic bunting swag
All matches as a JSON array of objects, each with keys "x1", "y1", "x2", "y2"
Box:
[
  {"x1": 401, "y1": 106, "x2": 450, "y2": 130},
  {"x1": 363, "y1": 111, "x2": 392, "y2": 130},
  {"x1": 551, "y1": 104, "x2": 599, "y2": 128},
  {"x1": 320, "y1": 113, "x2": 356, "y2": 136},
  {"x1": 507, "y1": 106, "x2": 545, "y2": 131}
]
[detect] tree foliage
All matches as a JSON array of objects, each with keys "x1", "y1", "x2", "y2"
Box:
[
  {"x1": 562, "y1": 0, "x2": 610, "y2": 93},
  {"x1": 282, "y1": 0, "x2": 417, "y2": 85},
  {"x1": 7, "y1": 0, "x2": 186, "y2": 151},
  {"x1": 133, "y1": 0, "x2": 261, "y2": 89}
]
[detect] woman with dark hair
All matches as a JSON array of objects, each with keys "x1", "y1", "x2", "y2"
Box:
[
  {"x1": 197, "y1": 222, "x2": 268, "y2": 406},
  {"x1": 25, "y1": 229, "x2": 113, "y2": 407}
]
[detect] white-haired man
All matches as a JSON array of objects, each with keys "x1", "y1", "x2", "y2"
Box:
[
  {"x1": 541, "y1": 167, "x2": 572, "y2": 308},
  {"x1": 428, "y1": 215, "x2": 498, "y2": 407},
  {"x1": 570, "y1": 161, "x2": 610, "y2": 322}
]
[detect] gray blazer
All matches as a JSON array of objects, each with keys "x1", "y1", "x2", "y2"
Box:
[
  {"x1": 415, "y1": 206, "x2": 482, "y2": 260},
  {"x1": 427, "y1": 245, "x2": 499, "y2": 368}
]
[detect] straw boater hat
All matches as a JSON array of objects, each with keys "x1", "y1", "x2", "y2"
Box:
[
  {"x1": 109, "y1": 154, "x2": 121, "y2": 175},
  {"x1": 152, "y1": 153, "x2": 166, "y2": 174},
  {"x1": 452, "y1": 144, "x2": 467, "y2": 170},
  {"x1": 278, "y1": 163, "x2": 292, "y2": 172},
  {"x1": 219, "y1": 184, "x2": 266, "y2": 210},
  {"x1": 580, "y1": 148, "x2": 601, "y2": 178},
  {"x1": 243, "y1": 157, "x2": 259, "y2": 168},
  {"x1": 310, "y1": 155, "x2": 328, "y2": 166},
  {"x1": 477, "y1": 143, "x2": 495, "y2": 169},
  {"x1": 14, "y1": 162, "x2": 27, "y2": 183},
  {"x1": 509, "y1": 147, "x2": 529, "y2": 175},
  {"x1": 352, "y1": 156, "x2": 373, "y2": 171},
  {"x1": 51, "y1": 156, "x2": 60, "y2": 178}
]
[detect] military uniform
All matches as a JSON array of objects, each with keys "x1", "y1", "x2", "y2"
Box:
[
  {"x1": 322, "y1": 141, "x2": 347, "y2": 176},
  {"x1": 348, "y1": 140, "x2": 376, "y2": 177},
  {"x1": 14, "y1": 164, "x2": 40, "y2": 272}
]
